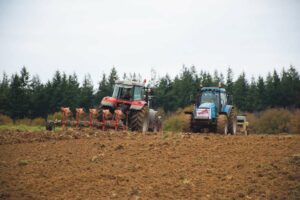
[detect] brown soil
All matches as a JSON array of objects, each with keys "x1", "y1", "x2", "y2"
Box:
[{"x1": 0, "y1": 130, "x2": 299, "y2": 200}]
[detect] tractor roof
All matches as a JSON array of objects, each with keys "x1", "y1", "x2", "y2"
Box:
[
  {"x1": 201, "y1": 87, "x2": 226, "y2": 92},
  {"x1": 115, "y1": 80, "x2": 145, "y2": 87}
]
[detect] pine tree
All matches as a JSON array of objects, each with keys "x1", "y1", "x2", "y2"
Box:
[
  {"x1": 0, "y1": 72, "x2": 10, "y2": 115},
  {"x1": 213, "y1": 70, "x2": 220, "y2": 86},
  {"x1": 256, "y1": 76, "x2": 266, "y2": 110},
  {"x1": 8, "y1": 74, "x2": 22, "y2": 119},
  {"x1": 201, "y1": 71, "x2": 213, "y2": 87},
  {"x1": 233, "y1": 72, "x2": 248, "y2": 111},
  {"x1": 79, "y1": 74, "x2": 94, "y2": 110},
  {"x1": 64, "y1": 73, "x2": 80, "y2": 110},
  {"x1": 107, "y1": 67, "x2": 118, "y2": 94},
  {"x1": 29, "y1": 75, "x2": 46, "y2": 118},
  {"x1": 246, "y1": 77, "x2": 258, "y2": 112},
  {"x1": 280, "y1": 66, "x2": 300, "y2": 108},
  {"x1": 95, "y1": 74, "x2": 109, "y2": 105},
  {"x1": 226, "y1": 67, "x2": 234, "y2": 95}
]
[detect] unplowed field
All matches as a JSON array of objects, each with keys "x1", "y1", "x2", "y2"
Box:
[{"x1": 0, "y1": 130, "x2": 299, "y2": 199}]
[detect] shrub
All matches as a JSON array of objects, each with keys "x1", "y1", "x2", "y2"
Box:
[
  {"x1": 258, "y1": 109, "x2": 292, "y2": 133},
  {"x1": 287, "y1": 109, "x2": 300, "y2": 134},
  {"x1": 246, "y1": 108, "x2": 300, "y2": 134},
  {"x1": 31, "y1": 117, "x2": 45, "y2": 126},
  {"x1": 163, "y1": 114, "x2": 185, "y2": 132},
  {"x1": 15, "y1": 118, "x2": 32, "y2": 126},
  {"x1": 244, "y1": 112, "x2": 258, "y2": 133},
  {"x1": 163, "y1": 105, "x2": 192, "y2": 132},
  {"x1": 47, "y1": 112, "x2": 62, "y2": 120},
  {"x1": 0, "y1": 114, "x2": 13, "y2": 125}
]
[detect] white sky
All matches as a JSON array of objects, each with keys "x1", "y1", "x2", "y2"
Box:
[{"x1": 0, "y1": 0, "x2": 299, "y2": 85}]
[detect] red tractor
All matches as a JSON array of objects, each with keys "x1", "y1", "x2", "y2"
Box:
[
  {"x1": 46, "y1": 80, "x2": 161, "y2": 132},
  {"x1": 98, "y1": 80, "x2": 161, "y2": 132}
]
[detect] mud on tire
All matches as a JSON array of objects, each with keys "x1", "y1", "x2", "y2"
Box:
[
  {"x1": 129, "y1": 106, "x2": 149, "y2": 132},
  {"x1": 217, "y1": 114, "x2": 228, "y2": 135}
]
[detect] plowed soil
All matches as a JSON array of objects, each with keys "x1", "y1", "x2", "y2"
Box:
[{"x1": 0, "y1": 130, "x2": 299, "y2": 200}]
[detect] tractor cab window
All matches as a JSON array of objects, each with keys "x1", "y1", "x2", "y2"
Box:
[
  {"x1": 133, "y1": 86, "x2": 144, "y2": 100},
  {"x1": 112, "y1": 85, "x2": 120, "y2": 98},
  {"x1": 220, "y1": 92, "x2": 227, "y2": 108},
  {"x1": 113, "y1": 85, "x2": 133, "y2": 100},
  {"x1": 199, "y1": 91, "x2": 219, "y2": 106}
]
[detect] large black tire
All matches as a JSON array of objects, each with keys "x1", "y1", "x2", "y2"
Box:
[
  {"x1": 129, "y1": 106, "x2": 149, "y2": 132},
  {"x1": 183, "y1": 114, "x2": 192, "y2": 132},
  {"x1": 228, "y1": 108, "x2": 237, "y2": 135},
  {"x1": 217, "y1": 114, "x2": 228, "y2": 135}
]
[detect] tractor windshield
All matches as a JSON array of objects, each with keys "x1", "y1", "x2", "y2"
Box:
[
  {"x1": 113, "y1": 85, "x2": 133, "y2": 100},
  {"x1": 133, "y1": 86, "x2": 144, "y2": 100},
  {"x1": 112, "y1": 84, "x2": 144, "y2": 101},
  {"x1": 199, "y1": 91, "x2": 219, "y2": 106}
]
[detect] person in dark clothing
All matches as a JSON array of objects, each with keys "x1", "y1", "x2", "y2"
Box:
[{"x1": 122, "y1": 88, "x2": 132, "y2": 100}]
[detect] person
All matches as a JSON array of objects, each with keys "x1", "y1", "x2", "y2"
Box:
[{"x1": 122, "y1": 88, "x2": 132, "y2": 100}]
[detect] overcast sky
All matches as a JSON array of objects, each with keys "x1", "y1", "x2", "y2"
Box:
[{"x1": 0, "y1": 0, "x2": 299, "y2": 85}]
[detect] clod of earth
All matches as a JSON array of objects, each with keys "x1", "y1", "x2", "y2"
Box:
[
  {"x1": 115, "y1": 144, "x2": 124, "y2": 151},
  {"x1": 289, "y1": 153, "x2": 300, "y2": 165},
  {"x1": 18, "y1": 160, "x2": 28, "y2": 166}
]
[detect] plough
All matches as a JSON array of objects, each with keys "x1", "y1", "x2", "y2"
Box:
[{"x1": 46, "y1": 107, "x2": 129, "y2": 131}]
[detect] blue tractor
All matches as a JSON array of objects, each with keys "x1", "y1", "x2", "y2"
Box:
[{"x1": 185, "y1": 86, "x2": 237, "y2": 134}]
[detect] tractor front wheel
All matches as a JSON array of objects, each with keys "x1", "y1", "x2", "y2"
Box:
[{"x1": 217, "y1": 114, "x2": 228, "y2": 135}]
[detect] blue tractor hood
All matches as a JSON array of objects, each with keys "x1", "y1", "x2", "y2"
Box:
[{"x1": 194, "y1": 102, "x2": 217, "y2": 120}]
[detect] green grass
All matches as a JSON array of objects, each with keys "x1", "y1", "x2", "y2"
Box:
[{"x1": 0, "y1": 124, "x2": 46, "y2": 132}]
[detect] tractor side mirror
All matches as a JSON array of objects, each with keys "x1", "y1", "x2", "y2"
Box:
[{"x1": 227, "y1": 95, "x2": 233, "y2": 105}]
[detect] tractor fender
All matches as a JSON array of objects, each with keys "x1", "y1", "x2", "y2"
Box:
[
  {"x1": 101, "y1": 97, "x2": 115, "y2": 108},
  {"x1": 130, "y1": 105, "x2": 144, "y2": 110},
  {"x1": 129, "y1": 101, "x2": 147, "y2": 110},
  {"x1": 220, "y1": 105, "x2": 234, "y2": 116}
]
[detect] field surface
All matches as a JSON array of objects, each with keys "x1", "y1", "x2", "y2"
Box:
[{"x1": 0, "y1": 130, "x2": 299, "y2": 200}]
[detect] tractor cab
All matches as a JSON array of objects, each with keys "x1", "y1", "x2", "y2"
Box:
[
  {"x1": 112, "y1": 81, "x2": 145, "y2": 101},
  {"x1": 197, "y1": 87, "x2": 228, "y2": 115}
]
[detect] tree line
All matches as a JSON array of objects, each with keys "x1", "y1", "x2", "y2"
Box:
[{"x1": 0, "y1": 65, "x2": 299, "y2": 120}]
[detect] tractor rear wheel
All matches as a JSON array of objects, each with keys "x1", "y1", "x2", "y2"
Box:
[
  {"x1": 228, "y1": 108, "x2": 237, "y2": 135},
  {"x1": 129, "y1": 106, "x2": 149, "y2": 132},
  {"x1": 217, "y1": 114, "x2": 228, "y2": 135}
]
